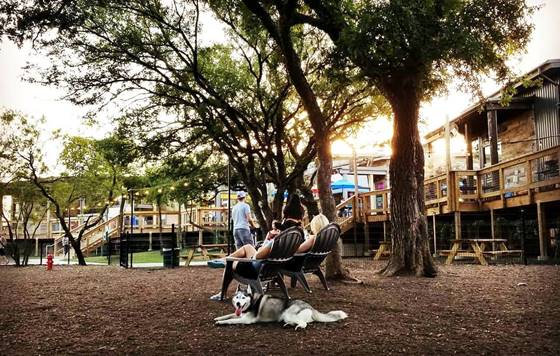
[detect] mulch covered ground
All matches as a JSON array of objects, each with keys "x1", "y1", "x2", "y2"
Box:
[{"x1": 1, "y1": 260, "x2": 559, "y2": 355}]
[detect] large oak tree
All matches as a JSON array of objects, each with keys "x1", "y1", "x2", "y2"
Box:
[{"x1": 238, "y1": 0, "x2": 534, "y2": 277}]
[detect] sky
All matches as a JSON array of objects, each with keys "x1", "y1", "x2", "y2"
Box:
[{"x1": 1, "y1": 0, "x2": 559, "y2": 160}]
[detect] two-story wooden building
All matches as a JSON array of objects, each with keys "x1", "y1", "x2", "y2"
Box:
[{"x1": 355, "y1": 59, "x2": 560, "y2": 260}]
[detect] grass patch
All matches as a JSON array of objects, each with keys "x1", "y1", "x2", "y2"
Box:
[{"x1": 81, "y1": 248, "x2": 225, "y2": 264}]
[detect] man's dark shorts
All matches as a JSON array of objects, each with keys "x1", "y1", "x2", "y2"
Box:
[{"x1": 234, "y1": 228, "x2": 254, "y2": 249}]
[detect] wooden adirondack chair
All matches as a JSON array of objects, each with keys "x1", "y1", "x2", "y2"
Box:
[
  {"x1": 280, "y1": 223, "x2": 341, "y2": 292},
  {"x1": 220, "y1": 226, "x2": 304, "y2": 300}
]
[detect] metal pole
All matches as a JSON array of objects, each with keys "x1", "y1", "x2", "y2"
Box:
[
  {"x1": 227, "y1": 162, "x2": 232, "y2": 255},
  {"x1": 67, "y1": 207, "x2": 71, "y2": 265},
  {"x1": 352, "y1": 146, "x2": 359, "y2": 257},
  {"x1": 432, "y1": 213, "x2": 437, "y2": 257},
  {"x1": 520, "y1": 208, "x2": 527, "y2": 265},
  {"x1": 130, "y1": 190, "x2": 134, "y2": 268}
]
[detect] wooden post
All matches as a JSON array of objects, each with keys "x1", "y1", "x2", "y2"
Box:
[
  {"x1": 383, "y1": 220, "x2": 388, "y2": 242},
  {"x1": 490, "y1": 209, "x2": 496, "y2": 257},
  {"x1": 490, "y1": 209, "x2": 495, "y2": 239},
  {"x1": 537, "y1": 201, "x2": 548, "y2": 260},
  {"x1": 487, "y1": 110, "x2": 499, "y2": 165},
  {"x1": 148, "y1": 232, "x2": 153, "y2": 251},
  {"x1": 432, "y1": 213, "x2": 437, "y2": 257},
  {"x1": 445, "y1": 115, "x2": 452, "y2": 171},
  {"x1": 465, "y1": 123, "x2": 473, "y2": 170},
  {"x1": 364, "y1": 222, "x2": 370, "y2": 256},
  {"x1": 478, "y1": 137, "x2": 485, "y2": 169},
  {"x1": 454, "y1": 211, "x2": 462, "y2": 241},
  {"x1": 35, "y1": 237, "x2": 39, "y2": 257},
  {"x1": 445, "y1": 117, "x2": 457, "y2": 212}
]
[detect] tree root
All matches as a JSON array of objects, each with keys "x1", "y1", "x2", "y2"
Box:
[
  {"x1": 327, "y1": 268, "x2": 363, "y2": 284},
  {"x1": 377, "y1": 263, "x2": 437, "y2": 278}
]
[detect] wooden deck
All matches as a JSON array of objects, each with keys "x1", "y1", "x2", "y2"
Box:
[{"x1": 357, "y1": 145, "x2": 560, "y2": 220}]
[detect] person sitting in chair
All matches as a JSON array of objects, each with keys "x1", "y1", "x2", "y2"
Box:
[
  {"x1": 210, "y1": 195, "x2": 305, "y2": 300},
  {"x1": 297, "y1": 213, "x2": 329, "y2": 253}
]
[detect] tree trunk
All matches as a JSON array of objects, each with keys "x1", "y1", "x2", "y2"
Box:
[
  {"x1": 296, "y1": 174, "x2": 320, "y2": 218},
  {"x1": 72, "y1": 238, "x2": 87, "y2": 265},
  {"x1": 379, "y1": 86, "x2": 437, "y2": 277},
  {"x1": 316, "y1": 136, "x2": 350, "y2": 280},
  {"x1": 118, "y1": 194, "x2": 125, "y2": 235}
]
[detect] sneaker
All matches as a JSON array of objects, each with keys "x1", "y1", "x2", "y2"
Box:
[{"x1": 209, "y1": 292, "x2": 224, "y2": 301}]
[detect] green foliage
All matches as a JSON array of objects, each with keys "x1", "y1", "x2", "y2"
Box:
[
  {"x1": 0, "y1": 110, "x2": 43, "y2": 182},
  {"x1": 327, "y1": 0, "x2": 534, "y2": 99}
]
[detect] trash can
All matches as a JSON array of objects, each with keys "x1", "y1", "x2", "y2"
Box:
[{"x1": 162, "y1": 248, "x2": 180, "y2": 268}]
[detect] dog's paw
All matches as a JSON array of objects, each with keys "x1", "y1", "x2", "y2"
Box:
[{"x1": 294, "y1": 323, "x2": 307, "y2": 330}]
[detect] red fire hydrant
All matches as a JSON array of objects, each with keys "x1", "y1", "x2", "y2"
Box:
[{"x1": 46, "y1": 254, "x2": 53, "y2": 271}]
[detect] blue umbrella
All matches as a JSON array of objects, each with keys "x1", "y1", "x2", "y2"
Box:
[{"x1": 331, "y1": 179, "x2": 369, "y2": 192}]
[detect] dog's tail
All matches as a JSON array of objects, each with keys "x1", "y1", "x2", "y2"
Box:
[{"x1": 312, "y1": 309, "x2": 348, "y2": 323}]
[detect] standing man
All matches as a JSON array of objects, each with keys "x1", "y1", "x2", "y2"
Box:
[
  {"x1": 62, "y1": 235, "x2": 70, "y2": 255},
  {"x1": 231, "y1": 191, "x2": 256, "y2": 248}
]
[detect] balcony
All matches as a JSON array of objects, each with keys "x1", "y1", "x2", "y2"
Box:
[{"x1": 358, "y1": 145, "x2": 560, "y2": 221}]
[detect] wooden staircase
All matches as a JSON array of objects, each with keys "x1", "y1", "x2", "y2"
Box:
[
  {"x1": 335, "y1": 196, "x2": 356, "y2": 234},
  {"x1": 53, "y1": 215, "x2": 122, "y2": 257}
]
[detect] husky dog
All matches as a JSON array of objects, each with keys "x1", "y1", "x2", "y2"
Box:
[{"x1": 214, "y1": 290, "x2": 348, "y2": 330}]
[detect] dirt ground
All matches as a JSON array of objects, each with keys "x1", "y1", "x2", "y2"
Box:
[{"x1": 1, "y1": 260, "x2": 559, "y2": 355}]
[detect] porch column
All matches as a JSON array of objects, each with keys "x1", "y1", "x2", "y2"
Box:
[
  {"x1": 432, "y1": 214, "x2": 437, "y2": 257},
  {"x1": 464, "y1": 123, "x2": 473, "y2": 170},
  {"x1": 445, "y1": 115, "x2": 452, "y2": 171},
  {"x1": 478, "y1": 137, "x2": 485, "y2": 169},
  {"x1": 486, "y1": 110, "x2": 499, "y2": 165},
  {"x1": 454, "y1": 212, "x2": 462, "y2": 240},
  {"x1": 537, "y1": 201, "x2": 548, "y2": 260}
]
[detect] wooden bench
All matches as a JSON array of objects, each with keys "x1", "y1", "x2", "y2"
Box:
[
  {"x1": 438, "y1": 249, "x2": 468, "y2": 256},
  {"x1": 482, "y1": 250, "x2": 523, "y2": 256},
  {"x1": 181, "y1": 243, "x2": 229, "y2": 266}
]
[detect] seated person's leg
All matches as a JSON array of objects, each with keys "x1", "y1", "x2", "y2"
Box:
[{"x1": 229, "y1": 244, "x2": 257, "y2": 259}]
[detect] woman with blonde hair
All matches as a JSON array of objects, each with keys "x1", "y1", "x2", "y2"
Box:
[{"x1": 297, "y1": 213, "x2": 329, "y2": 253}]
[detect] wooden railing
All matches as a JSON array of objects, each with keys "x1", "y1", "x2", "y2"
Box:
[
  {"x1": 361, "y1": 189, "x2": 390, "y2": 216},
  {"x1": 335, "y1": 196, "x2": 356, "y2": 233},
  {"x1": 360, "y1": 145, "x2": 560, "y2": 216},
  {"x1": 80, "y1": 215, "x2": 121, "y2": 256}
]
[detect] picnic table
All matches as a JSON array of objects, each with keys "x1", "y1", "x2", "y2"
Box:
[
  {"x1": 443, "y1": 239, "x2": 522, "y2": 265},
  {"x1": 181, "y1": 243, "x2": 228, "y2": 266},
  {"x1": 372, "y1": 241, "x2": 391, "y2": 261}
]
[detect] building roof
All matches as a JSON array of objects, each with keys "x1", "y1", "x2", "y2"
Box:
[{"x1": 424, "y1": 59, "x2": 560, "y2": 143}]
